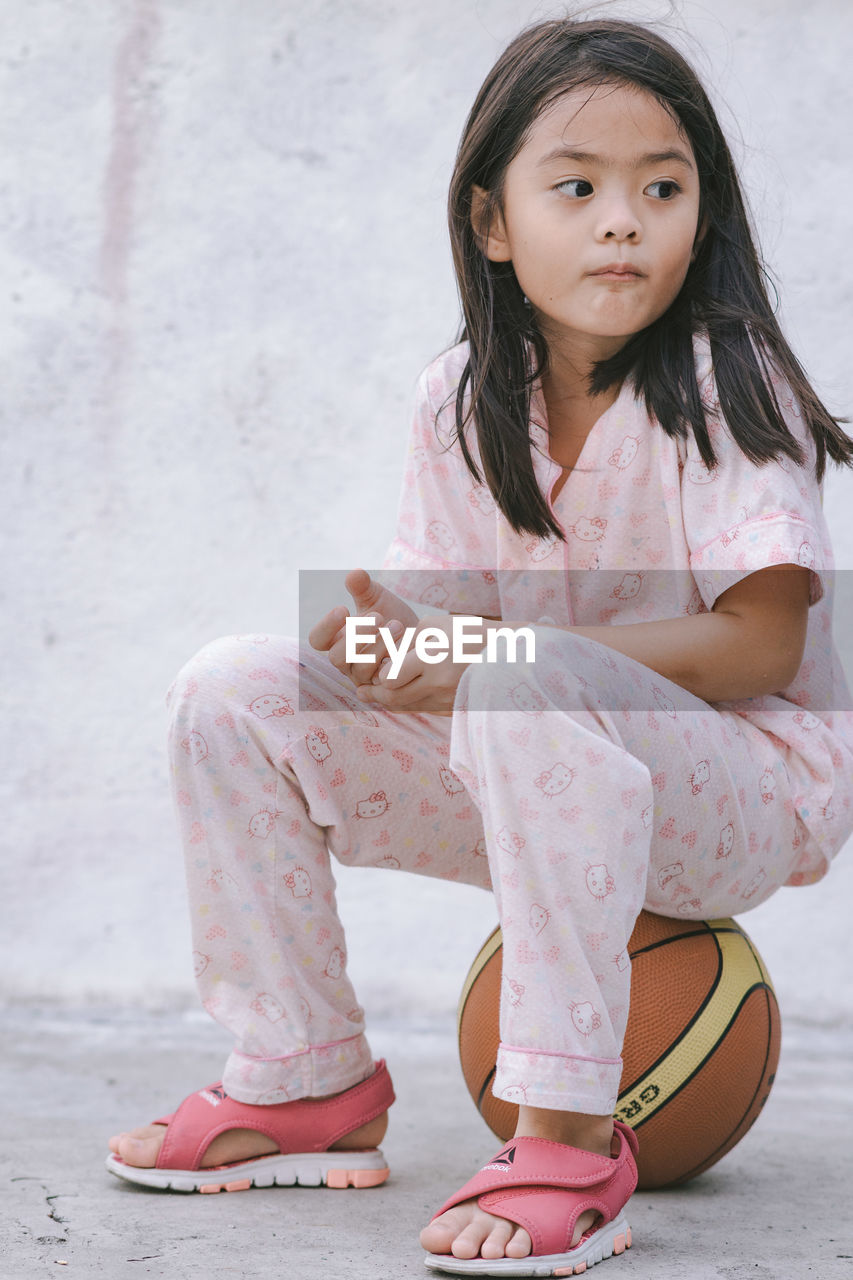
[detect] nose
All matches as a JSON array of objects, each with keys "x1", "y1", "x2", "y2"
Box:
[{"x1": 594, "y1": 196, "x2": 641, "y2": 243}]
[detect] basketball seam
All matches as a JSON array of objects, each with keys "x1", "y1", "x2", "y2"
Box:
[
  {"x1": 628, "y1": 921, "x2": 742, "y2": 960},
  {"x1": 626, "y1": 980, "x2": 775, "y2": 1131},
  {"x1": 617, "y1": 928, "x2": 724, "y2": 1099},
  {"x1": 475, "y1": 982, "x2": 777, "y2": 1143},
  {"x1": 458, "y1": 919, "x2": 778, "y2": 1183},
  {"x1": 670, "y1": 981, "x2": 778, "y2": 1183},
  {"x1": 476, "y1": 1066, "x2": 496, "y2": 1115},
  {"x1": 740, "y1": 925, "x2": 777, "y2": 996}
]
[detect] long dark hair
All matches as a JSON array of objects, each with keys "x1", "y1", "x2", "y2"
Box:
[{"x1": 446, "y1": 18, "x2": 853, "y2": 543}]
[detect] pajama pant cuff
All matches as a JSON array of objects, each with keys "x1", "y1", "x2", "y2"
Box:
[
  {"x1": 494, "y1": 1044, "x2": 622, "y2": 1116},
  {"x1": 221, "y1": 1033, "x2": 376, "y2": 1104}
]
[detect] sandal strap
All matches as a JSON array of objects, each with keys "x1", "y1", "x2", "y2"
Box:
[
  {"x1": 155, "y1": 1059, "x2": 394, "y2": 1172},
  {"x1": 430, "y1": 1122, "x2": 638, "y2": 1257}
]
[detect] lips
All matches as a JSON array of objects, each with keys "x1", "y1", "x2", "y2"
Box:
[{"x1": 590, "y1": 262, "x2": 645, "y2": 278}]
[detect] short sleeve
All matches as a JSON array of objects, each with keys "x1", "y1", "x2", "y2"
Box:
[
  {"x1": 374, "y1": 347, "x2": 502, "y2": 616},
  {"x1": 680, "y1": 338, "x2": 830, "y2": 612}
]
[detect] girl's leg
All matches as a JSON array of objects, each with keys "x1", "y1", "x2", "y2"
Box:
[
  {"x1": 423, "y1": 625, "x2": 805, "y2": 1262},
  {"x1": 110, "y1": 632, "x2": 490, "y2": 1165},
  {"x1": 448, "y1": 625, "x2": 802, "y2": 1115}
]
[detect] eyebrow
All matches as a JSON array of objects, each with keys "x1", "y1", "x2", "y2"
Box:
[{"x1": 537, "y1": 147, "x2": 695, "y2": 171}]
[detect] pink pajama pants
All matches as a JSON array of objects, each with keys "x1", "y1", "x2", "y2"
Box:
[{"x1": 167, "y1": 626, "x2": 801, "y2": 1115}]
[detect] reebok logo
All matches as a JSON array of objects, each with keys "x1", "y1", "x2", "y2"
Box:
[
  {"x1": 481, "y1": 1144, "x2": 517, "y2": 1173},
  {"x1": 200, "y1": 1086, "x2": 227, "y2": 1107}
]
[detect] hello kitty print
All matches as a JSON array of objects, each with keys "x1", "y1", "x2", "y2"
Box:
[
  {"x1": 377, "y1": 332, "x2": 853, "y2": 885},
  {"x1": 164, "y1": 329, "x2": 853, "y2": 1116},
  {"x1": 170, "y1": 613, "x2": 851, "y2": 1113}
]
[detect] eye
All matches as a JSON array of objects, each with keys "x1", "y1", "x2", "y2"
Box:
[
  {"x1": 646, "y1": 179, "x2": 681, "y2": 200},
  {"x1": 556, "y1": 178, "x2": 594, "y2": 198}
]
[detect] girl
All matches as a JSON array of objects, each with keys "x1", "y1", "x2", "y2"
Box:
[{"x1": 106, "y1": 16, "x2": 853, "y2": 1278}]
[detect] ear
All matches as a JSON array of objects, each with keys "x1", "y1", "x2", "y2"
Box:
[{"x1": 470, "y1": 184, "x2": 512, "y2": 262}]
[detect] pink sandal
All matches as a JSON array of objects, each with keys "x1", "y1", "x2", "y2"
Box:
[
  {"x1": 423, "y1": 1121, "x2": 638, "y2": 1277},
  {"x1": 105, "y1": 1059, "x2": 394, "y2": 1193}
]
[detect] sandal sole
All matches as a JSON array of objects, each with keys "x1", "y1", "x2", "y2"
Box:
[
  {"x1": 105, "y1": 1148, "x2": 390, "y2": 1193},
  {"x1": 423, "y1": 1215, "x2": 631, "y2": 1277}
]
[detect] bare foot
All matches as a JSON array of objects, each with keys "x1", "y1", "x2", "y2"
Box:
[
  {"x1": 420, "y1": 1108, "x2": 614, "y2": 1262},
  {"x1": 108, "y1": 1103, "x2": 388, "y2": 1170}
]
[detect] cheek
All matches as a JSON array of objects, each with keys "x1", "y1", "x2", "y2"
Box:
[
  {"x1": 508, "y1": 208, "x2": 571, "y2": 275},
  {"x1": 511, "y1": 236, "x2": 558, "y2": 291},
  {"x1": 655, "y1": 230, "x2": 697, "y2": 297},
  {"x1": 662, "y1": 213, "x2": 701, "y2": 276}
]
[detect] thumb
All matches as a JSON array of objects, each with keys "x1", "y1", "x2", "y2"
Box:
[{"x1": 345, "y1": 568, "x2": 379, "y2": 614}]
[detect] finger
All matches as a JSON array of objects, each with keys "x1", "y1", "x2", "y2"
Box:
[
  {"x1": 345, "y1": 567, "x2": 378, "y2": 614},
  {"x1": 374, "y1": 632, "x2": 420, "y2": 687},
  {"x1": 372, "y1": 657, "x2": 392, "y2": 684},
  {"x1": 307, "y1": 605, "x2": 349, "y2": 651},
  {"x1": 329, "y1": 612, "x2": 392, "y2": 686},
  {"x1": 371, "y1": 620, "x2": 405, "y2": 674},
  {"x1": 358, "y1": 673, "x2": 425, "y2": 709},
  {"x1": 328, "y1": 627, "x2": 366, "y2": 684},
  {"x1": 351, "y1": 616, "x2": 408, "y2": 686},
  {"x1": 351, "y1": 612, "x2": 391, "y2": 684}
]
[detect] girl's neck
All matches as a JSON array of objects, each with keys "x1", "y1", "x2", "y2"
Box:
[
  {"x1": 540, "y1": 336, "x2": 625, "y2": 435},
  {"x1": 539, "y1": 322, "x2": 626, "y2": 396}
]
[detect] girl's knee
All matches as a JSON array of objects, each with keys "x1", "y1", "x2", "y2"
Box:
[
  {"x1": 165, "y1": 635, "x2": 367, "y2": 746},
  {"x1": 166, "y1": 634, "x2": 303, "y2": 717}
]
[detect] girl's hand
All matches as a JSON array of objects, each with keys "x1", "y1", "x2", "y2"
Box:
[
  {"x1": 307, "y1": 568, "x2": 421, "y2": 688},
  {"x1": 356, "y1": 614, "x2": 485, "y2": 716}
]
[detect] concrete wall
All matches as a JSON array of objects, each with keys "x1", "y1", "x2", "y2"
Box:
[{"x1": 3, "y1": 0, "x2": 853, "y2": 1028}]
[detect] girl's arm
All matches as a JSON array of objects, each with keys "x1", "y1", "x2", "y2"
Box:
[
  {"x1": 491, "y1": 564, "x2": 811, "y2": 704},
  {"x1": 360, "y1": 563, "x2": 811, "y2": 718}
]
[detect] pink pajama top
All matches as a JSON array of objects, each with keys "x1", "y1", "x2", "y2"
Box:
[{"x1": 378, "y1": 334, "x2": 853, "y2": 886}]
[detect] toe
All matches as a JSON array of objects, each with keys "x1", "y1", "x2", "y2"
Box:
[
  {"x1": 420, "y1": 1208, "x2": 465, "y2": 1255},
  {"x1": 421, "y1": 1200, "x2": 531, "y2": 1262},
  {"x1": 449, "y1": 1219, "x2": 489, "y2": 1261},
  {"x1": 449, "y1": 1207, "x2": 516, "y2": 1261},
  {"x1": 478, "y1": 1219, "x2": 515, "y2": 1260},
  {"x1": 570, "y1": 1209, "x2": 599, "y2": 1247},
  {"x1": 116, "y1": 1132, "x2": 163, "y2": 1168},
  {"x1": 505, "y1": 1226, "x2": 534, "y2": 1258}
]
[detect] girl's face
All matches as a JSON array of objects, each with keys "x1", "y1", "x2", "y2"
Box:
[{"x1": 477, "y1": 82, "x2": 702, "y2": 362}]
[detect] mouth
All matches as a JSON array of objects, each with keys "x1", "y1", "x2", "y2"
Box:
[{"x1": 589, "y1": 263, "x2": 645, "y2": 280}]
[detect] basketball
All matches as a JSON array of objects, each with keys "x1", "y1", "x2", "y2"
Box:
[{"x1": 457, "y1": 912, "x2": 781, "y2": 1189}]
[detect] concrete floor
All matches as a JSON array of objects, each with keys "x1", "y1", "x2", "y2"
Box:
[{"x1": 4, "y1": 1007, "x2": 853, "y2": 1280}]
